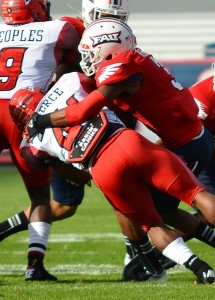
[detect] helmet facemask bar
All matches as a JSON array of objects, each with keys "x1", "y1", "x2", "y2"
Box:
[
  {"x1": 86, "y1": 7, "x2": 95, "y2": 26},
  {"x1": 19, "y1": 103, "x2": 35, "y2": 130},
  {"x1": 32, "y1": 0, "x2": 52, "y2": 22},
  {"x1": 93, "y1": 7, "x2": 129, "y2": 23},
  {"x1": 11, "y1": 99, "x2": 36, "y2": 130},
  {"x1": 43, "y1": 0, "x2": 52, "y2": 21},
  {"x1": 79, "y1": 47, "x2": 103, "y2": 77}
]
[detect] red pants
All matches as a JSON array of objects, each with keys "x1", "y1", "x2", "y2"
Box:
[
  {"x1": 0, "y1": 100, "x2": 52, "y2": 187},
  {"x1": 91, "y1": 129, "x2": 204, "y2": 231}
]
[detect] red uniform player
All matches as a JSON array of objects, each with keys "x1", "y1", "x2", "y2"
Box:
[{"x1": 9, "y1": 72, "x2": 215, "y2": 284}]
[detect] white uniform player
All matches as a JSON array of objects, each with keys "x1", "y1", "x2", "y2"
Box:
[
  {"x1": 0, "y1": 19, "x2": 80, "y2": 98},
  {"x1": 0, "y1": 0, "x2": 83, "y2": 281},
  {"x1": 19, "y1": 72, "x2": 125, "y2": 166}
]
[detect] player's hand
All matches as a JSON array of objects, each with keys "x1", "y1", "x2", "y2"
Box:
[{"x1": 23, "y1": 112, "x2": 43, "y2": 142}]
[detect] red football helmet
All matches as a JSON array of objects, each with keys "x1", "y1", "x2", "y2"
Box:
[
  {"x1": 1, "y1": 0, "x2": 52, "y2": 24},
  {"x1": 9, "y1": 87, "x2": 45, "y2": 130}
]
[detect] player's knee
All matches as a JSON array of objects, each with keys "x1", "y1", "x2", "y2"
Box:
[{"x1": 51, "y1": 201, "x2": 78, "y2": 221}]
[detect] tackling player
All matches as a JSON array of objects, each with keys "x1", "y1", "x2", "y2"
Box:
[
  {"x1": 9, "y1": 71, "x2": 215, "y2": 284},
  {"x1": 31, "y1": 18, "x2": 214, "y2": 215},
  {"x1": 23, "y1": 18, "x2": 215, "y2": 277}
]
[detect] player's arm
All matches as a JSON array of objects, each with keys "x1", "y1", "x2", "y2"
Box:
[
  {"x1": 53, "y1": 17, "x2": 84, "y2": 82},
  {"x1": 98, "y1": 77, "x2": 142, "y2": 100},
  {"x1": 43, "y1": 83, "x2": 127, "y2": 127},
  {"x1": 55, "y1": 51, "x2": 83, "y2": 81},
  {"x1": 25, "y1": 77, "x2": 141, "y2": 137},
  {"x1": 21, "y1": 144, "x2": 91, "y2": 184},
  {"x1": 49, "y1": 159, "x2": 92, "y2": 185}
]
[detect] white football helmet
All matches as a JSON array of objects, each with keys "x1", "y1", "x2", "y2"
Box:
[
  {"x1": 78, "y1": 18, "x2": 136, "y2": 76},
  {"x1": 82, "y1": 0, "x2": 129, "y2": 27}
]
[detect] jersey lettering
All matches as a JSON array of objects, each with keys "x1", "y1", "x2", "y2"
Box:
[
  {"x1": 0, "y1": 47, "x2": 27, "y2": 91},
  {"x1": 137, "y1": 48, "x2": 183, "y2": 91},
  {"x1": 0, "y1": 29, "x2": 44, "y2": 43},
  {"x1": 38, "y1": 88, "x2": 64, "y2": 114}
]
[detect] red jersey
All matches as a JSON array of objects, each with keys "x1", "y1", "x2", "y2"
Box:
[
  {"x1": 95, "y1": 49, "x2": 202, "y2": 148},
  {"x1": 189, "y1": 76, "x2": 215, "y2": 135}
]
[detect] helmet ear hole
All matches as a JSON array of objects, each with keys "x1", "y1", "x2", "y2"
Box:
[{"x1": 106, "y1": 54, "x2": 112, "y2": 60}]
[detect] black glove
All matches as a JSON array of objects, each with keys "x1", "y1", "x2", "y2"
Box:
[
  {"x1": 23, "y1": 112, "x2": 53, "y2": 142},
  {"x1": 27, "y1": 112, "x2": 41, "y2": 139}
]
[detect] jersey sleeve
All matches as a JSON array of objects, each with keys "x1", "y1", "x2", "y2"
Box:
[
  {"x1": 56, "y1": 20, "x2": 80, "y2": 49},
  {"x1": 95, "y1": 50, "x2": 143, "y2": 87},
  {"x1": 59, "y1": 16, "x2": 85, "y2": 39},
  {"x1": 56, "y1": 18, "x2": 84, "y2": 64}
]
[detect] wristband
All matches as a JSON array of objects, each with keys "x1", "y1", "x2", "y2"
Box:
[{"x1": 36, "y1": 113, "x2": 53, "y2": 129}]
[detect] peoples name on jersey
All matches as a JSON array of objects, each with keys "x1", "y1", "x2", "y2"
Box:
[{"x1": 0, "y1": 29, "x2": 44, "y2": 43}]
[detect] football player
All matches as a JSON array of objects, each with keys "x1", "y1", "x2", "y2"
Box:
[
  {"x1": 82, "y1": 0, "x2": 129, "y2": 27},
  {"x1": 189, "y1": 72, "x2": 215, "y2": 194},
  {"x1": 2, "y1": 7, "x2": 215, "y2": 282},
  {"x1": 9, "y1": 71, "x2": 215, "y2": 284},
  {"x1": 1, "y1": 0, "x2": 157, "y2": 283},
  {"x1": 23, "y1": 18, "x2": 215, "y2": 276},
  {"x1": 0, "y1": 0, "x2": 84, "y2": 281}
]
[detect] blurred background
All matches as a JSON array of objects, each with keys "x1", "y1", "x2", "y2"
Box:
[
  {"x1": 1, "y1": 0, "x2": 215, "y2": 162},
  {"x1": 51, "y1": 0, "x2": 215, "y2": 14},
  {"x1": 1, "y1": 0, "x2": 215, "y2": 84},
  {"x1": 49, "y1": 0, "x2": 215, "y2": 83}
]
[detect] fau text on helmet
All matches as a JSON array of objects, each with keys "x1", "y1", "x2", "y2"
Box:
[{"x1": 91, "y1": 31, "x2": 121, "y2": 47}]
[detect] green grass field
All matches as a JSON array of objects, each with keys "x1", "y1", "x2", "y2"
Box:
[{"x1": 0, "y1": 166, "x2": 215, "y2": 299}]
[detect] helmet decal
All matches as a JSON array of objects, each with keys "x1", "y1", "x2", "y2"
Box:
[
  {"x1": 24, "y1": 0, "x2": 32, "y2": 5},
  {"x1": 98, "y1": 62, "x2": 122, "y2": 83},
  {"x1": 91, "y1": 31, "x2": 121, "y2": 47}
]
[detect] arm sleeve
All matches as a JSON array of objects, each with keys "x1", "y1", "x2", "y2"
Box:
[
  {"x1": 65, "y1": 90, "x2": 107, "y2": 125},
  {"x1": 59, "y1": 16, "x2": 84, "y2": 39}
]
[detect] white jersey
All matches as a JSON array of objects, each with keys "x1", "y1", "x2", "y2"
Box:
[
  {"x1": 20, "y1": 72, "x2": 125, "y2": 167},
  {"x1": 0, "y1": 19, "x2": 79, "y2": 99}
]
